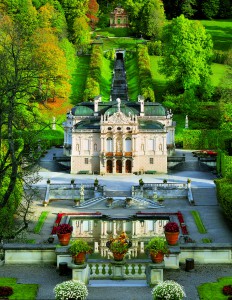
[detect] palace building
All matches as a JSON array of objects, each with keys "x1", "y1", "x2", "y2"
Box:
[{"x1": 63, "y1": 97, "x2": 175, "y2": 175}]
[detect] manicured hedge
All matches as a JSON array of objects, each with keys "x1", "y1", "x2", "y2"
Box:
[
  {"x1": 83, "y1": 44, "x2": 103, "y2": 101},
  {"x1": 217, "y1": 151, "x2": 232, "y2": 178},
  {"x1": 214, "y1": 178, "x2": 232, "y2": 221},
  {"x1": 137, "y1": 44, "x2": 155, "y2": 102},
  {"x1": 183, "y1": 130, "x2": 232, "y2": 150}
]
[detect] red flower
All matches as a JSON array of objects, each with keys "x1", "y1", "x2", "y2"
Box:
[
  {"x1": 56, "y1": 224, "x2": 73, "y2": 234},
  {"x1": 164, "y1": 222, "x2": 179, "y2": 232},
  {"x1": 223, "y1": 285, "x2": 232, "y2": 296}
]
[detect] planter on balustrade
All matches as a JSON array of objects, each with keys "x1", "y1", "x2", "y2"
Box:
[
  {"x1": 57, "y1": 233, "x2": 72, "y2": 246},
  {"x1": 106, "y1": 232, "x2": 132, "y2": 261},
  {"x1": 164, "y1": 222, "x2": 180, "y2": 246},
  {"x1": 56, "y1": 224, "x2": 73, "y2": 246},
  {"x1": 150, "y1": 251, "x2": 165, "y2": 263},
  {"x1": 69, "y1": 240, "x2": 92, "y2": 265},
  {"x1": 72, "y1": 252, "x2": 86, "y2": 264},
  {"x1": 145, "y1": 237, "x2": 169, "y2": 264},
  {"x1": 112, "y1": 252, "x2": 125, "y2": 261}
]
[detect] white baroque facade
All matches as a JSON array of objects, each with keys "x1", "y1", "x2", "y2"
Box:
[{"x1": 63, "y1": 96, "x2": 175, "y2": 174}]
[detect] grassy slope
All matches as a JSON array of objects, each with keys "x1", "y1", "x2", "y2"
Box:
[
  {"x1": 200, "y1": 19, "x2": 232, "y2": 51},
  {"x1": 149, "y1": 56, "x2": 167, "y2": 102},
  {"x1": 100, "y1": 56, "x2": 113, "y2": 101},
  {"x1": 71, "y1": 56, "x2": 90, "y2": 105},
  {"x1": 125, "y1": 55, "x2": 140, "y2": 101}
]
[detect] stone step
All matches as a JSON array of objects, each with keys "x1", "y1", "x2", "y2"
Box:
[
  {"x1": 105, "y1": 190, "x2": 131, "y2": 197},
  {"x1": 89, "y1": 280, "x2": 148, "y2": 287},
  {"x1": 192, "y1": 187, "x2": 218, "y2": 206}
]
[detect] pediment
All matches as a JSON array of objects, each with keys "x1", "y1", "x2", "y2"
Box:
[{"x1": 107, "y1": 112, "x2": 133, "y2": 125}]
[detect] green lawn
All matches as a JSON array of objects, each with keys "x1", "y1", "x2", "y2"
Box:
[
  {"x1": 201, "y1": 19, "x2": 232, "y2": 51},
  {"x1": 102, "y1": 37, "x2": 144, "y2": 51},
  {"x1": 95, "y1": 27, "x2": 133, "y2": 37},
  {"x1": 211, "y1": 63, "x2": 228, "y2": 87},
  {"x1": 191, "y1": 211, "x2": 207, "y2": 234},
  {"x1": 0, "y1": 278, "x2": 38, "y2": 300},
  {"x1": 33, "y1": 211, "x2": 49, "y2": 234},
  {"x1": 198, "y1": 277, "x2": 232, "y2": 300}
]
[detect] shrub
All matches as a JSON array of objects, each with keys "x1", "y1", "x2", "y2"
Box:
[
  {"x1": 0, "y1": 286, "x2": 13, "y2": 297},
  {"x1": 147, "y1": 41, "x2": 163, "y2": 56},
  {"x1": 54, "y1": 280, "x2": 88, "y2": 300},
  {"x1": 223, "y1": 285, "x2": 232, "y2": 295},
  {"x1": 152, "y1": 280, "x2": 186, "y2": 300}
]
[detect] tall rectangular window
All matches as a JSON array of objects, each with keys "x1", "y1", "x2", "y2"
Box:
[
  {"x1": 150, "y1": 158, "x2": 154, "y2": 164},
  {"x1": 85, "y1": 158, "x2": 88, "y2": 164}
]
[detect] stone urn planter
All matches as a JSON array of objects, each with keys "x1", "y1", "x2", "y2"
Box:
[{"x1": 106, "y1": 232, "x2": 132, "y2": 261}]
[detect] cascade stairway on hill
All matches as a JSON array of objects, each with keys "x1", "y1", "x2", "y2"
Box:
[{"x1": 111, "y1": 51, "x2": 128, "y2": 101}]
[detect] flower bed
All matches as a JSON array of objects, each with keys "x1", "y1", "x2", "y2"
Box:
[{"x1": 51, "y1": 212, "x2": 102, "y2": 234}]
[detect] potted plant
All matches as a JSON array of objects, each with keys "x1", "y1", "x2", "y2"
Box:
[
  {"x1": 125, "y1": 197, "x2": 132, "y2": 207},
  {"x1": 163, "y1": 179, "x2": 167, "y2": 183},
  {"x1": 69, "y1": 239, "x2": 92, "y2": 264},
  {"x1": 157, "y1": 197, "x2": 164, "y2": 205},
  {"x1": 56, "y1": 224, "x2": 73, "y2": 246},
  {"x1": 71, "y1": 179, "x2": 75, "y2": 184},
  {"x1": 106, "y1": 232, "x2": 132, "y2": 261},
  {"x1": 54, "y1": 280, "x2": 88, "y2": 300},
  {"x1": 94, "y1": 178, "x2": 99, "y2": 189},
  {"x1": 145, "y1": 237, "x2": 169, "y2": 263},
  {"x1": 139, "y1": 178, "x2": 144, "y2": 186},
  {"x1": 106, "y1": 197, "x2": 113, "y2": 207},
  {"x1": 74, "y1": 198, "x2": 80, "y2": 206},
  {"x1": 47, "y1": 179, "x2": 50, "y2": 184},
  {"x1": 151, "y1": 280, "x2": 186, "y2": 300},
  {"x1": 164, "y1": 221, "x2": 180, "y2": 245}
]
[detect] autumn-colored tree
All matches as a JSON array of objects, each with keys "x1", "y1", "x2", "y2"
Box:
[
  {"x1": 32, "y1": 28, "x2": 71, "y2": 102},
  {"x1": 86, "y1": 0, "x2": 99, "y2": 29},
  {"x1": 73, "y1": 16, "x2": 90, "y2": 52},
  {"x1": 38, "y1": 2, "x2": 67, "y2": 36}
]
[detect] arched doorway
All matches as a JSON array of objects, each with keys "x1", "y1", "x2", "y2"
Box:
[
  {"x1": 125, "y1": 160, "x2": 132, "y2": 173},
  {"x1": 106, "y1": 160, "x2": 113, "y2": 173},
  {"x1": 116, "y1": 160, "x2": 122, "y2": 173}
]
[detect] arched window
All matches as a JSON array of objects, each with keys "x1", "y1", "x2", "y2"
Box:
[
  {"x1": 106, "y1": 137, "x2": 113, "y2": 152},
  {"x1": 125, "y1": 137, "x2": 132, "y2": 152}
]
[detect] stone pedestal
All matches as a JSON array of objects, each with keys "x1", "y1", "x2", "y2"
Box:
[
  {"x1": 146, "y1": 262, "x2": 164, "y2": 286},
  {"x1": 68, "y1": 262, "x2": 90, "y2": 285},
  {"x1": 111, "y1": 260, "x2": 125, "y2": 279}
]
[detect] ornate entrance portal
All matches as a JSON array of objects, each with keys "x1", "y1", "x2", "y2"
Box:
[
  {"x1": 125, "y1": 160, "x2": 132, "y2": 173},
  {"x1": 106, "y1": 160, "x2": 113, "y2": 173},
  {"x1": 116, "y1": 160, "x2": 122, "y2": 173}
]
